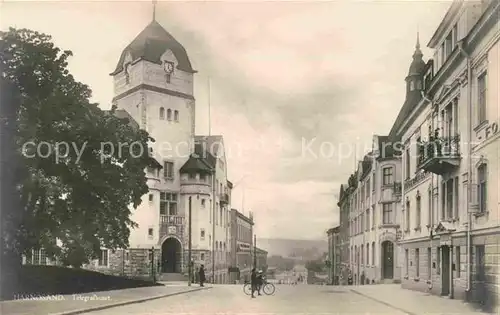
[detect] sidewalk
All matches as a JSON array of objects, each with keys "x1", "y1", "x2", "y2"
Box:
[
  {"x1": 1, "y1": 284, "x2": 210, "y2": 315},
  {"x1": 350, "y1": 284, "x2": 492, "y2": 315}
]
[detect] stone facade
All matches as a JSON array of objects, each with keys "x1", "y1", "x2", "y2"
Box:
[{"x1": 393, "y1": 0, "x2": 499, "y2": 312}]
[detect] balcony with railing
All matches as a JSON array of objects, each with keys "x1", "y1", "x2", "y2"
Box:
[
  {"x1": 417, "y1": 135, "x2": 461, "y2": 175},
  {"x1": 160, "y1": 215, "x2": 185, "y2": 236}
]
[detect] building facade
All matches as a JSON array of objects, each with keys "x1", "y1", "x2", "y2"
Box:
[
  {"x1": 337, "y1": 183, "x2": 352, "y2": 284},
  {"x1": 327, "y1": 226, "x2": 340, "y2": 285},
  {"x1": 348, "y1": 141, "x2": 403, "y2": 285},
  {"x1": 76, "y1": 18, "x2": 233, "y2": 283},
  {"x1": 391, "y1": 0, "x2": 499, "y2": 310},
  {"x1": 229, "y1": 208, "x2": 254, "y2": 283}
]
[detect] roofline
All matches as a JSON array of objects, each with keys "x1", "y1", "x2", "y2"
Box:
[
  {"x1": 427, "y1": 0, "x2": 463, "y2": 48},
  {"x1": 232, "y1": 209, "x2": 254, "y2": 225}
]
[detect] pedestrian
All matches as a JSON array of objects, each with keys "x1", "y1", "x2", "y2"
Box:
[
  {"x1": 198, "y1": 265, "x2": 205, "y2": 287},
  {"x1": 250, "y1": 268, "x2": 258, "y2": 298},
  {"x1": 256, "y1": 270, "x2": 263, "y2": 296}
]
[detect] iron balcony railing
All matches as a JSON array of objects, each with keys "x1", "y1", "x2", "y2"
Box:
[
  {"x1": 417, "y1": 135, "x2": 461, "y2": 167},
  {"x1": 160, "y1": 215, "x2": 184, "y2": 225}
]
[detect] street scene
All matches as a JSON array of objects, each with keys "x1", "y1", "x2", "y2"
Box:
[{"x1": 1, "y1": 0, "x2": 499, "y2": 314}]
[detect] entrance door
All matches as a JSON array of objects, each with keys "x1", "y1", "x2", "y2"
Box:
[
  {"x1": 381, "y1": 241, "x2": 394, "y2": 279},
  {"x1": 441, "y1": 245, "x2": 450, "y2": 296},
  {"x1": 161, "y1": 237, "x2": 182, "y2": 273}
]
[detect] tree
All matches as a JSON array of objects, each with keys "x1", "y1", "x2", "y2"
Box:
[
  {"x1": 0, "y1": 28, "x2": 155, "y2": 267},
  {"x1": 305, "y1": 259, "x2": 325, "y2": 273}
]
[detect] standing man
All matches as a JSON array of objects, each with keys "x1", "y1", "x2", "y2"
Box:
[
  {"x1": 250, "y1": 268, "x2": 258, "y2": 298},
  {"x1": 198, "y1": 265, "x2": 206, "y2": 287}
]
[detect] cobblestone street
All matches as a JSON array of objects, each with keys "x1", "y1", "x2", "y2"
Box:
[{"x1": 80, "y1": 284, "x2": 491, "y2": 315}]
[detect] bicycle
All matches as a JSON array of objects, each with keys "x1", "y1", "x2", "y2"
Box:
[{"x1": 243, "y1": 280, "x2": 276, "y2": 295}]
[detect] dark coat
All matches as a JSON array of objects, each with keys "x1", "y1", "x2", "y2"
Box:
[{"x1": 199, "y1": 268, "x2": 206, "y2": 282}]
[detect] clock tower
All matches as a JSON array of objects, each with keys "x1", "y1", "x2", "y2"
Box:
[{"x1": 109, "y1": 16, "x2": 197, "y2": 277}]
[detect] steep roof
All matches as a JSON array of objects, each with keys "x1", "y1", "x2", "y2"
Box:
[
  {"x1": 110, "y1": 20, "x2": 195, "y2": 76},
  {"x1": 179, "y1": 155, "x2": 213, "y2": 174}
]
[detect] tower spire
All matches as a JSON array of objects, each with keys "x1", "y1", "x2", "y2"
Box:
[
  {"x1": 413, "y1": 29, "x2": 423, "y2": 59},
  {"x1": 152, "y1": 0, "x2": 157, "y2": 21}
]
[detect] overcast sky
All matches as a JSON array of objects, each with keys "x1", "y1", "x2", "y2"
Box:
[{"x1": 2, "y1": 0, "x2": 451, "y2": 240}]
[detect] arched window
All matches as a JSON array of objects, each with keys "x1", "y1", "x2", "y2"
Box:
[
  {"x1": 372, "y1": 242, "x2": 375, "y2": 265},
  {"x1": 159, "y1": 107, "x2": 165, "y2": 120},
  {"x1": 167, "y1": 109, "x2": 172, "y2": 121},
  {"x1": 366, "y1": 243, "x2": 370, "y2": 265},
  {"x1": 174, "y1": 110, "x2": 179, "y2": 122}
]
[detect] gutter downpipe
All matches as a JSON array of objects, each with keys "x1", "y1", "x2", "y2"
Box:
[
  {"x1": 458, "y1": 41, "x2": 472, "y2": 294},
  {"x1": 421, "y1": 91, "x2": 434, "y2": 291}
]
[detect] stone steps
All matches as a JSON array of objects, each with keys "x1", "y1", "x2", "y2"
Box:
[{"x1": 158, "y1": 273, "x2": 188, "y2": 282}]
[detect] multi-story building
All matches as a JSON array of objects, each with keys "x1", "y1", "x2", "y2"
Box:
[
  {"x1": 390, "y1": 0, "x2": 499, "y2": 309},
  {"x1": 326, "y1": 226, "x2": 340, "y2": 284},
  {"x1": 229, "y1": 208, "x2": 254, "y2": 283},
  {"x1": 337, "y1": 182, "x2": 352, "y2": 284},
  {"x1": 347, "y1": 135, "x2": 403, "y2": 285},
  {"x1": 73, "y1": 16, "x2": 233, "y2": 283}
]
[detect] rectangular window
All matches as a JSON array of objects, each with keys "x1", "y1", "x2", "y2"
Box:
[
  {"x1": 427, "y1": 247, "x2": 432, "y2": 280},
  {"x1": 163, "y1": 161, "x2": 174, "y2": 179},
  {"x1": 40, "y1": 249, "x2": 46, "y2": 265},
  {"x1": 477, "y1": 72, "x2": 487, "y2": 124},
  {"x1": 456, "y1": 246, "x2": 461, "y2": 277},
  {"x1": 478, "y1": 165, "x2": 487, "y2": 213},
  {"x1": 201, "y1": 229, "x2": 205, "y2": 240},
  {"x1": 405, "y1": 249, "x2": 409, "y2": 275},
  {"x1": 33, "y1": 249, "x2": 40, "y2": 265},
  {"x1": 372, "y1": 207, "x2": 376, "y2": 228},
  {"x1": 406, "y1": 201, "x2": 411, "y2": 230},
  {"x1": 382, "y1": 203, "x2": 393, "y2": 224},
  {"x1": 428, "y1": 189, "x2": 432, "y2": 226},
  {"x1": 148, "y1": 228, "x2": 153, "y2": 238},
  {"x1": 98, "y1": 249, "x2": 108, "y2": 266},
  {"x1": 405, "y1": 149, "x2": 411, "y2": 179},
  {"x1": 201, "y1": 199, "x2": 206, "y2": 208},
  {"x1": 447, "y1": 178, "x2": 454, "y2": 219},
  {"x1": 416, "y1": 196, "x2": 421, "y2": 228},
  {"x1": 445, "y1": 32, "x2": 453, "y2": 58},
  {"x1": 372, "y1": 243, "x2": 375, "y2": 265},
  {"x1": 441, "y1": 181, "x2": 446, "y2": 220},
  {"x1": 383, "y1": 167, "x2": 393, "y2": 185},
  {"x1": 452, "y1": 24, "x2": 458, "y2": 47},
  {"x1": 160, "y1": 192, "x2": 178, "y2": 216},
  {"x1": 366, "y1": 209, "x2": 370, "y2": 231},
  {"x1": 415, "y1": 248, "x2": 420, "y2": 277},
  {"x1": 475, "y1": 245, "x2": 485, "y2": 281}
]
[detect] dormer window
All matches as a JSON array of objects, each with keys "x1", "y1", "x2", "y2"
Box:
[{"x1": 410, "y1": 81, "x2": 415, "y2": 91}]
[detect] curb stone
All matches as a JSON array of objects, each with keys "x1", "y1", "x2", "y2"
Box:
[
  {"x1": 50, "y1": 286, "x2": 211, "y2": 315},
  {"x1": 350, "y1": 289, "x2": 417, "y2": 315}
]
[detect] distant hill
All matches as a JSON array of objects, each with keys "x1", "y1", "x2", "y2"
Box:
[{"x1": 257, "y1": 238, "x2": 328, "y2": 260}]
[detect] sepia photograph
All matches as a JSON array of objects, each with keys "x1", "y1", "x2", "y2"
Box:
[{"x1": 0, "y1": 0, "x2": 499, "y2": 314}]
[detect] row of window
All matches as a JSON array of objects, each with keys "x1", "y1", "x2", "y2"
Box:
[
  {"x1": 350, "y1": 203, "x2": 396, "y2": 236},
  {"x1": 350, "y1": 242, "x2": 376, "y2": 266},
  {"x1": 404, "y1": 245, "x2": 485, "y2": 280},
  {"x1": 159, "y1": 107, "x2": 180, "y2": 122}
]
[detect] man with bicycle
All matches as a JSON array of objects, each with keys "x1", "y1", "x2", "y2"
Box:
[{"x1": 256, "y1": 270, "x2": 264, "y2": 296}]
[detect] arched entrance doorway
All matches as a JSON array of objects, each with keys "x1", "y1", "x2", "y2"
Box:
[
  {"x1": 161, "y1": 237, "x2": 182, "y2": 273},
  {"x1": 381, "y1": 241, "x2": 394, "y2": 279}
]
